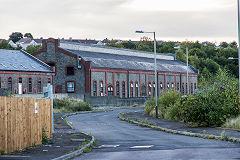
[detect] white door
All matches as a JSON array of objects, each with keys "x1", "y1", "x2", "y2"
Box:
[{"x1": 18, "y1": 83, "x2": 22, "y2": 94}]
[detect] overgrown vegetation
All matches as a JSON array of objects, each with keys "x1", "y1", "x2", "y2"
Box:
[
  {"x1": 222, "y1": 116, "x2": 240, "y2": 129},
  {"x1": 42, "y1": 127, "x2": 48, "y2": 145},
  {"x1": 53, "y1": 98, "x2": 92, "y2": 113},
  {"x1": 145, "y1": 69, "x2": 240, "y2": 127}
]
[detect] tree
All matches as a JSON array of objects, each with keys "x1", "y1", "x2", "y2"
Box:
[
  {"x1": 9, "y1": 32, "x2": 23, "y2": 43},
  {"x1": 189, "y1": 48, "x2": 207, "y2": 58},
  {"x1": 157, "y1": 41, "x2": 177, "y2": 53},
  {"x1": 0, "y1": 40, "x2": 14, "y2": 50},
  {"x1": 24, "y1": 33, "x2": 33, "y2": 39},
  {"x1": 175, "y1": 50, "x2": 186, "y2": 63},
  {"x1": 25, "y1": 45, "x2": 42, "y2": 54},
  {"x1": 121, "y1": 41, "x2": 136, "y2": 49}
]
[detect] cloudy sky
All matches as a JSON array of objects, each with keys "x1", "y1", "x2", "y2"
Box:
[{"x1": 0, "y1": 0, "x2": 238, "y2": 43}]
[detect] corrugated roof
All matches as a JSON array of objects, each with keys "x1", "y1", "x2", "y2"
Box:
[
  {"x1": 60, "y1": 41, "x2": 176, "y2": 61},
  {"x1": 0, "y1": 49, "x2": 53, "y2": 73},
  {"x1": 64, "y1": 48, "x2": 198, "y2": 74}
]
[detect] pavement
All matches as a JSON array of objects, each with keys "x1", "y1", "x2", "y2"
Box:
[
  {"x1": 0, "y1": 113, "x2": 91, "y2": 160},
  {"x1": 124, "y1": 111, "x2": 240, "y2": 140},
  {"x1": 66, "y1": 108, "x2": 240, "y2": 160}
]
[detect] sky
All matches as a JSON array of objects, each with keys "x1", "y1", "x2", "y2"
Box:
[{"x1": 0, "y1": 0, "x2": 238, "y2": 43}]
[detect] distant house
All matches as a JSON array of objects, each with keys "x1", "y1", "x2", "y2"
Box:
[
  {"x1": 16, "y1": 38, "x2": 38, "y2": 49},
  {"x1": 0, "y1": 39, "x2": 17, "y2": 48},
  {"x1": 33, "y1": 38, "x2": 44, "y2": 45},
  {"x1": 0, "y1": 49, "x2": 54, "y2": 95}
]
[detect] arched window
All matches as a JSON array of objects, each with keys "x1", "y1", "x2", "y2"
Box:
[
  {"x1": 18, "y1": 77, "x2": 23, "y2": 95},
  {"x1": 47, "y1": 78, "x2": 52, "y2": 86},
  {"x1": 186, "y1": 83, "x2": 188, "y2": 94},
  {"x1": 141, "y1": 85, "x2": 146, "y2": 97},
  {"x1": 182, "y1": 83, "x2": 185, "y2": 94},
  {"x1": 160, "y1": 82, "x2": 163, "y2": 90},
  {"x1": 153, "y1": 82, "x2": 155, "y2": 97},
  {"x1": 130, "y1": 82, "x2": 134, "y2": 97},
  {"x1": 38, "y1": 78, "x2": 42, "y2": 93},
  {"x1": 122, "y1": 81, "x2": 125, "y2": 98},
  {"x1": 171, "y1": 82, "x2": 174, "y2": 90},
  {"x1": 177, "y1": 82, "x2": 180, "y2": 91},
  {"x1": 8, "y1": 77, "x2": 12, "y2": 92},
  {"x1": 148, "y1": 82, "x2": 152, "y2": 96},
  {"x1": 28, "y1": 77, "x2": 33, "y2": 93},
  {"x1": 167, "y1": 82, "x2": 170, "y2": 90},
  {"x1": 100, "y1": 81, "x2": 104, "y2": 96},
  {"x1": 116, "y1": 81, "x2": 120, "y2": 97},
  {"x1": 93, "y1": 81, "x2": 97, "y2": 96},
  {"x1": 135, "y1": 82, "x2": 138, "y2": 97},
  {"x1": 191, "y1": 83, "x2": 193, "y2": 94},
  {"x1": 108, "y1": 85, "x2": 113, "y2": 96}
]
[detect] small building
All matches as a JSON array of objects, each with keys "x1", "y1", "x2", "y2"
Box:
[
  {"x1": 0, "y1": 49, "x2": 54, "y2": 96},
  {"x1": 16, "y1": 38, "x2": 38, "y2": 49},
  {"x1": 32, "y1": 38, "x2": 198, "y2": 105}
]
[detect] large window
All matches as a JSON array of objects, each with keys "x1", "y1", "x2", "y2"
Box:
[
  {"x1": 194, "y1": 83, "x2": 197, "y2": 90},
  {"x1": 38, "y1": 78, "x2": 42, "y2": 93},
  {"x1": 160, "y1": 82, "x2": 163, "y2": 90},
  {"x1": 100, "y1": 81, "x2": 104, "y2": 96},
  {"x1": 66, "y1": 66, "x2": 74, "y2": 75},
  {"x1": 148, "y1": 82, "x2": 151, "y2": 96},
  {"x1": 177, "y1": 82, "x2": 180, "y2": 91},
  {"x1": 116, "y1": 81, "x2": 120, "y2": 97},
  {"x1": 47, "y1": 78, "x2": 52, "y2": 86},
  {"x1": 141, "y1": 85, "x2": 146, "y2": 96},
  {"x1": 28, "y1": 78, "x2": 33, "y2": 93},
  {"x1": 122, "y1": 81, "x2": 125, "y2": 98},
  {"x1": 130, "y1": 82, "x2": 134, "y2": 97},
  {"x1": 93, "y1": 81, "x2": 97, "y2": 96},
  {"x1": 108, "y1": 85, "x2": 113, "y2": 96},
  {"x1": 8, "y1": 77, "x2": 12, "y2": 92},
  {"x1": 0, "y1": 77, "x2": 1, "y2": 88},
  {"x1": 191, "y1": 83, "x2": 193, "y2": 94},
  {"x1": 171, "y1": 82, "x2": 174, "y2": 90},
  {"x1": 186, "y1": 83, "x2": 188, "y2": 94},
  {"x1": 182, "y1": 83, "x2": 185, "y2": 94},
  {"x1": 67, "y1": 81, "x2": 75, "y2": 93},
  {"x1": 135, "y1": 82, "x2": 138, "y2": 97},
  {"x1": 167, "y1": 82, "x2": 170, "y2": 90}
]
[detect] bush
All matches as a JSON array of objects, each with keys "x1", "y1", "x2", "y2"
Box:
[
  {"x1": 53, "y1": 98, "x2": 91, "y2": 112},
  {"x1": 222, "y1": 115, "x2": 240, "y2": 129}
]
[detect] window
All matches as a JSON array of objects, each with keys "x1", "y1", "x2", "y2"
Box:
[
  {"x1": 47, "y1": 78, "x2": 52, "y2": 86},
  {"x1": 130, "y1": 82, "x2": 134, "y2": 97},
  {"x1": 186, "y1": 83, "x2": 188, "y2": 94},
  {"x1": 47, "y1": 62, "x2": 56, "y2": 73},
  {"x1": 8, "y1": 77, "x2": 12, "y2": 92},
  {"x1": 141, "y1": 85, "x2": 146, "y2": 96},
  {"x1": 93, "y1": 81, "x2": 97, "y2": 96},
  {"x1": 28, "y1": 78, "x2": 32, "y2": 93},
  {"x1": 148, "y1": 82, "x2": 151, "y2": 96},
  {"x1": 135, "y1": 82, "x2": 138, "y2": 97},
  {"x1": 108, "y1": 85, "x2": 113, "y2": 96},
  {"x1": 194, "y1": 83, "x2": 197, "y2": 90},
  {"x1": 0, "y1": 77, "x2": 2, "y2": 88},
  {"x1": 38, "y1": 78, "x2": 42, "y2": 93},
  {"x1": 177, "y1": 82, "x2": 180, "y2": 91},
  {"x1": 191, "y1": 83, "x2": 193, "y2": 94},
  {"x1": 116, "y1": 81, "x2": 120, "y2": 97},
  {"x1": 182, "y1": 83, "x2": 184, "y2": 94},
  {"x1": 160, "y1": 82, "x2": 163, "y2": 90},
  {"x1": 171, "y1": 83, "x2": 174, "y2": 90},
  {"x1": 66, "y1": 66, "x2": 74, "y2": 75},
  {"x1": 67, "y1": 81, "x2": 75, "y2": 93},
  {"x1": 122, "y1": 81, "x2": 125, "y2": 98},
  {"x1": 100, "y1": 81, "x2": 104, "y2": 96},
  {"x1": 153, "y1": 82, "x2": 155, "y2": 97},
  {"x1": 167, "y1": 82, "x2": 170, "y2": 89}
]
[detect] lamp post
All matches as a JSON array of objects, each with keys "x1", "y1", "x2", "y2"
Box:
[
  {"x1": 174, "y1": 46, "x2": 189, "y2": 95},
  {"x1": 136, "y1": 30, "x2": 158, "y2": 118}
]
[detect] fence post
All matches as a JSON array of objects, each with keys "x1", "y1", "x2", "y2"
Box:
[{"x1": 43, "y1": 85, "x2": 54, "y2": 133}]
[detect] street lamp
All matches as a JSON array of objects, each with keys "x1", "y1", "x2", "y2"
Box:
[
  {"x1": 136, "y1": 30, "x2": 158, "y2": 118},
  {"x1": 174, "y1": 46, "x2": 189, "y2": 95}
]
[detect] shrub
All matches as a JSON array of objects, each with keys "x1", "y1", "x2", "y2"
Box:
[
  {"x1": 53, "y1": 98, "x2": 91, "y2": 112},
  {"x1": 222, "y1": 115, "x2": 240, "y2": 129}
]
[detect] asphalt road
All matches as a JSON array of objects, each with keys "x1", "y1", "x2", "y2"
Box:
[{"x1": 66, "y1": 108, "x2": 240, "y2": 160}]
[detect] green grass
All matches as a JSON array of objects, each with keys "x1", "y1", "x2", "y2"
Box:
[{"x1": 222, "y1": 116, "x2": 240, "y2": 129}]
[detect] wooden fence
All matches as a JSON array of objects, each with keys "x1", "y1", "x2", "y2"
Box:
[{"x1": 0, "y1": 96, "x2": 52, "y2": 154}]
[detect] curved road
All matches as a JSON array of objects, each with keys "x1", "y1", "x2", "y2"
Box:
[{"x1": 66, "y1": 108, "x2": 240, "y2": 160}]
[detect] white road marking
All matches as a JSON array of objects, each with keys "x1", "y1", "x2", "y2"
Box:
[
  {"x1": 130, "y1": 145, "x2": 154, "y2": 149},
  {"x1": 98, "y1": 144, "x2": 120, "y2": 148}
]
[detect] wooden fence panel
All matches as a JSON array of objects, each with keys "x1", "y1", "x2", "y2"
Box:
[{"x1": 0, "y1": 97, "x2": 52, "y2": 154}]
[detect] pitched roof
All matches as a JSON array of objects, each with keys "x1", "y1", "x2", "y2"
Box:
[
  {"x1": 0, "y1": 49, "x2": 53, "y2": 73},
  {"x1": 63, "y1": 48, "x2": 198, "y2": 74},
  {"x1": 17, "y1": 38, "x2": 33, "y2": 44}
]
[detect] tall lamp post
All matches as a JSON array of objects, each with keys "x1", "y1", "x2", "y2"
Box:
[
  {"x1": 238, "y1": 0, "x2": 240, "y2": 101},
  {"x1": 174, "y1": 46, "x2": 189, "y2": 95},
  {"x1": 136, "y1": 30, "x2": 158, "y2": 118}
]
